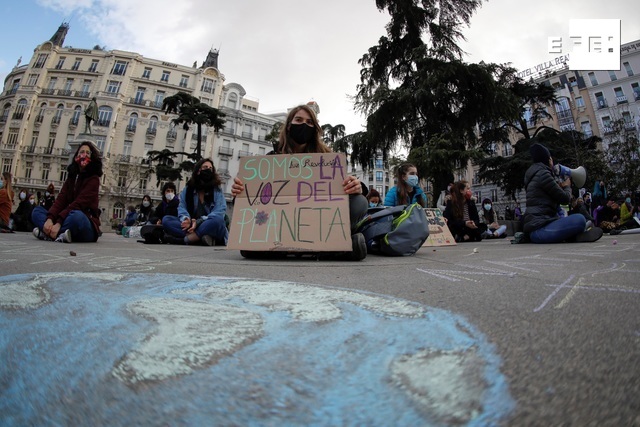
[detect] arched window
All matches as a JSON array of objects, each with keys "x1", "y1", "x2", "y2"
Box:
[
  {"x1": 97, "y1": 105, "x2": 112, "y2": 127},
  {"x1": 0, "y1": 103, "x2": 10, "y2": 122},
  {"x1": 113, "y1": 202, "x2": 124, "y2": 220},
  {"x1": 36, "y1": 102, "x2": 46, "y2": 123},
  {"x1": 13, "y1": 99, "x2": 28, "y2": 120},
  {"x1": 127, "y1": 113, "x2": 138, "y2": 132},
  {"x1": 52, "y1": 103, "x2": 64, "y2": 124},
  {"x1": 71, "y1": 106, "x2": 82, "y2": 125},
  {"x1": 147, "y1": 115, "x2": 158, "y2": 135}
]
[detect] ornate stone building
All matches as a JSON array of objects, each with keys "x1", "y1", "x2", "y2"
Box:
[{"x1": 0, "y1": 24, "x2": 286, "y2": 224}]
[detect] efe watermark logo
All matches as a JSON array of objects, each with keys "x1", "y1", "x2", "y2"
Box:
[{"x1": 548, "y1": 19, "x2": 621, "y2": 70}]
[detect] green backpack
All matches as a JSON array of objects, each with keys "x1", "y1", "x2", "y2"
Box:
[{"x1": 355, "y1": 203, "x2": 430, "y2": 256}]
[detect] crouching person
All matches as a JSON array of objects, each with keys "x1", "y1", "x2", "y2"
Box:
[{"x1": 162, "y1": 159, "x2": 228, "y2": 246}]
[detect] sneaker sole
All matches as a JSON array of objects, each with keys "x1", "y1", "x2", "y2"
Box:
[{"x1": 574, "y1": 227, "x2": 603, "y2": 243}]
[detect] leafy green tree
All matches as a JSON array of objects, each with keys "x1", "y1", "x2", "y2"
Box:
[
  {"x1": 602, "y1": 118, "x2": 640, "y2": 196},
  {"x1": 265, "y1": 122, "x2": 282, "y2": 152},
  {"x1": 146, "y1": 148, "x2": 198, "y2": 186},
  {"x1": 321, "y1": 124, "x2": 346, "y2": 151},
  {"x1": 161, "y1": 92, "x2": 226, "y2": 159},
  {"x1": 353, "y1": 0, "x2": 520, "y2": 206}
]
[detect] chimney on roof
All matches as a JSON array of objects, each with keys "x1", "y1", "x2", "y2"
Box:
[{"x1": 50, "y1": 22, "x2": 70, "y2": 47}]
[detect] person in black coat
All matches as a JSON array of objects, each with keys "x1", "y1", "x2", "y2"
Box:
[
  {"x1": 149, "y1": 182, "x2": 179, "y2": 225},
  {"x1": 12, "y1": 190, "x2": 36, "y2": 231},
  {"x1": 443, "y1": 180, "x2": 483, "y2": 242},
  {"x1": 523, "y1": 143, "x2": 602, "y2": 243}
]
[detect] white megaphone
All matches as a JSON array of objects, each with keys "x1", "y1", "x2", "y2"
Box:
[{"x1": 554, "y1": 164, "x2": 586, "y2": 188}]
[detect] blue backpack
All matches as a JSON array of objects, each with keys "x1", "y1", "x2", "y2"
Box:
[{"x1": 355, "y1": 204, "x2": 430, "y2": 256}]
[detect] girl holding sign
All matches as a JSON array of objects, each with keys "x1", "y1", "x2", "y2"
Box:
[
  {"x1": 163, "y1": 158, "x2": 228, "y2": 246},
  {"x1": 231, "y1": 104, "x2": 368, "y2": 260}
]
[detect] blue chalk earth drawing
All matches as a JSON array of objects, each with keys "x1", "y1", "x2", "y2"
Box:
[{"x1": 0, "y1": 273, "x2": 514, "y2": 426}]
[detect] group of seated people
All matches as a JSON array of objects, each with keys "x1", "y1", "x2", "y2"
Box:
[{"x1": 15, "y1": 109, "x2": 636, "y2": 253}]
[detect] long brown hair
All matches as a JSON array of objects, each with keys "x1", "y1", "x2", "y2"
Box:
[
  {"x1": 276, "y1": 104, "x2": 330, "y2": 154},
  {"x1": 1, "y1": 171, "x2": 13, "y2": 200},
  {"x1": 450, "y1": 180, "x2": 468, "y2": 219},
  {"x1": 394, "y1": 163, "x2": 425, "y2": 207},
  {"x1": 187, "y1": 158, "x2": 221, "y2": 188}
]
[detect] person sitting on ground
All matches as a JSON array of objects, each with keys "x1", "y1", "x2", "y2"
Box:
[
  {"x1": 610, "y1": 194, "x2": 639, "y2": 234},
  {"x1": 136, "y1": 194, "x2": 154, "y2": 224},
  {"x1": 31, "y1": 141, "x2": 103, "y2": 243},
  {"x1": 367, "y1": 189, "x2": 383, "y2": 208},
  {"x1": 568, "y1": 196, "x2": 594, "y2": 226},
  {"x1": 479, "y1": 198, "x2": 507, "y2": 239},
  {"x1": 0, "y1": 172, "x2": 14, "y2": 232},
  {"x1": 384, "y1": 163, "x2": 427, "y2": 208},
  {"x1": 437, "y1": 183, "x2": 453, "y2": 212},
  {"x1": 163, "y1": 158, "x2": 228, "y2": 246},
  {"x1": 11, "y1": 189, "x2": 36, "y2": 232},
  {"x1": 149, "y1": 182, "x2": 179, "y2": 225},
  {"x1": 522, "y1": 143, "x2": 602, "y2": 243},
  {"x1": 40, "y1": 183, "x2": 56, "y2": 211},
  {"x1": 116, "y1": 205, "x2": 137, "y2": 235},
  {"x1": 597, "y1": 199, "x2": 620, "y2": 233},
  {"x1": 231, "y1": 104, "x2": 369, "y2": 260},
  {"x1": 443, "y1": 180, "x2": 483, "y2": 242}
]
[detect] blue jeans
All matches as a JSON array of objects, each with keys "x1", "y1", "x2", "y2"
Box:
[
  {"x1": 163, "y1": 215, "x2": 228, "y2": 244},
  {"x1": 529, "y1": 215, "x2": 586, "y2": 243},
  {"x1": 31, "y1": 206, "x2": 97, "y2": 242}
]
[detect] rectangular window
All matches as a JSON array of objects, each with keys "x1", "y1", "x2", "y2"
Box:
[
  {"x1": 154, "y1": 91, "x2": 165, "y2": 108},
  {"x1": 632, "y1": 83, "x2": 640, "y2": 100},
  {"x1": 106, "y1": 80, "x2": 121, "y2": 94},
  {"x1": 31, "y1": 131, "x2": 39, "y2": 147},
  {"x1": 27, "y1": 74, "x2": 38, "y2": 86},
  {"x1": 46, "y1": 133, "x2": 56, "y2": 154},
  {"x1": 575, "y1": 96, "x2": 585, "y2": 108},
  {"x1": 95, "y1": 137, "x2": 106, "y2": 153},
  {"x1": 161, "y1": 71, "x2": 170, "y2": 82},
  {"x1": 88, "y1": 59, "x2": 99, "y2": 72},
  {"x1": 258, "y1": 147, "x2": 266, "y2": 155},
  {"x1": 62, "y1": 78, "x2": 74, "y2": 95},
  {"x1": 80, "y1": 80, "x2": 91, "y2": 97},
  {"x1": 608, "y1": 70, "x2": 617, "y2": 81},
  {"x1": 55, "y1": 57, "x2": 66, "y2": 70},
  {"x1": 219, "y1": 158, "x2": 229, "y2": 173},
  {"x1": 588, "y1": 72, "x2": 598, "y2": 86},
  {"x1": 72, "y1": 58, "x2": 82, "y2": 71},
  {"x1": 142, "y1": 67, "x2": 151, "y2": 78},
  {"x1": 41, "y1": 163, "x2": 50, "y2": 181},
  {"x1": 144, "y1": 142, "x2": 154, "y2": 158},
  {"x1": 581, "y1": 121, "x2": 592, "y2": 137},
  {"x1": 179, "y1": 75, "x2": 189, "y2": 88},
  {"x1": 614, "y1": 87, "x2": 627, "y2": 104},
  {"x1": 376, "y1": 171, "x2": 383, "y2": 181},
  {"x1": 623, "y1": 62, "x2": 634, "y2": 77},
  {"x1": 47, "y1": 77, "x2": 58, "y2": 90},
  {"x1": 123, "y1": 140, "x2": 133, "y2": 156},
  {"x1": 59, "y1": 169, "x2": 67, "y2": 182},
  {"x1": 2, "y1": 159, "x2": 13, "y2": 174},
  {"x1": 201, "y1": 78, "x2": 214, "y2": 93},
  {"x1": 112, "y1": 60, "x2": 128, "y2": 75},
  {"x1": 34, "y1": 54, "x2": 48, "y2": 68},
  {"x1": 118, "y1": 171, "x2": 127, "y2": 188},
  {"x1": 25, "y1": 161, "x2": 33, "y2": 179},
  {"x1": 139, "y1": 178, "x2": 148, "y2": 190},
  {"x1": 135, "y1": 87, "x2": 146, "y2": 104},
  {"x1": 7, "y1": 128, "x2": 19, "y2": 146}
]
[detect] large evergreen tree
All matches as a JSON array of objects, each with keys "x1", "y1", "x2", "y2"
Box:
[{"x1": 353, "y1": 0, "x2": 519, "y2": 206}]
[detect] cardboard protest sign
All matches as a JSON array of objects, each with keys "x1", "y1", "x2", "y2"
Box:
[
  {"x1": 228, "y1": 153, "x2": 352, "y2": 252},
  {"x1": 422, "y1": 208, "x2": 456, "y2": 247}
]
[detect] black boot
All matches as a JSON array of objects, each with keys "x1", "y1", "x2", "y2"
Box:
[{"x1": 163, "y1": 233, "x2": 185, "y2": 245}]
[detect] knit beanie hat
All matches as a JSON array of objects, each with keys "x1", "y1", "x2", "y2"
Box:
[{"x1": 530, "y1": 143, "x2": 551, "y2": 164}]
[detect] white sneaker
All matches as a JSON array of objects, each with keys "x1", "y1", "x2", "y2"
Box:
[
  {"x1": 33, "y1": 227, "x2": 53, "y2": 241},
  {"x1": 54, "y1": 229, "x2": 72, "y2": 243}
]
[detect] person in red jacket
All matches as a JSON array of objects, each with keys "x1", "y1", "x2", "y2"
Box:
[{"x1": 31, "y1": 141, "x2": 103, "y2": 242}]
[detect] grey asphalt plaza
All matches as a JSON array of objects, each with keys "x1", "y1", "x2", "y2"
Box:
[{"x1": 1, "y1": 230, "x2": 639, "y2": 426}]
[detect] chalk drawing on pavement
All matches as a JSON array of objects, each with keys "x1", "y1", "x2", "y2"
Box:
[{"x1": 0, "y1": 273, "x2": 514, "y2": 426}]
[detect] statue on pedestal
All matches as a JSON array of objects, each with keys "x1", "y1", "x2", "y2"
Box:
[{"x1": 84, "y1": 97, "x2": 99, "y2": 134}]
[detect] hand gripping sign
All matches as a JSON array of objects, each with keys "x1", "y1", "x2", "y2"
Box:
[{"x1": 228, "y1": 153, "x2": 352, "y2": 252}]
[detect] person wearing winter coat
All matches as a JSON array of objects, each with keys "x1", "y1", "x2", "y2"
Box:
[
  {"x1": 162, "y1": 158, "x2": 228, "y2": 246},
  {"x1": 523, "y1": 143, "x2": 602, "y2": 243},
  {"x1": 149, "y1": 182, "x2": 179, "y2": 225},
  {"x1": 443, "y1": 180, "x2": 483, "y2": 242},
  {"x1": 12, "y1": 190, "x2": 36, "y2": 232},
  {"x1": 384, "y1": 163, "x2": 427, "y2": 208},
  {"x1": 31, "y1": 141, "x2": 103, "y2": 242}
]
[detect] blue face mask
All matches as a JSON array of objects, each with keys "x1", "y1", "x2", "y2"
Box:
[
  {"x1": 484, "y1": 204, "x2": 492, "y2": 211},
  {"x1": 405, "y1": 175, "x2": 419, "y2": 188},
  {"x1": 369, "y1": 202, "x2": 378, "y2": 208},
  {"x1": 626, "y1": 198, "x2": 632, "y2": 204}
]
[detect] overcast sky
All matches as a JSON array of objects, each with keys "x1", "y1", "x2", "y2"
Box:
[{"x1": 1, "y1": 0, "x2": 639, "y2": 136}]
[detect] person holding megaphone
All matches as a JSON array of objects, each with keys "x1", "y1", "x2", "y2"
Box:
[{"x1": 522, "y1": 143, "x2": 603, "y2": 243}]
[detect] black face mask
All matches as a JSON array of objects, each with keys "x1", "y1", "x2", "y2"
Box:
[
  {"x1": 288, "y1": 123, "x2": 316, "y2": 145},
  {"x1": 197, "y1": 169, "x2": 214, "y2": 188}
]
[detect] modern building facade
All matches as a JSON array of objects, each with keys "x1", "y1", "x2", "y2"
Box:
[{"x1": 0, "y1": 24, "x2": 287, "y2": 225}]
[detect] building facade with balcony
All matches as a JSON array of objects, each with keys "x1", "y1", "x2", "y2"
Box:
[{"x1": 0, "y1": 24, "x2": 289, "y2": 223}]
